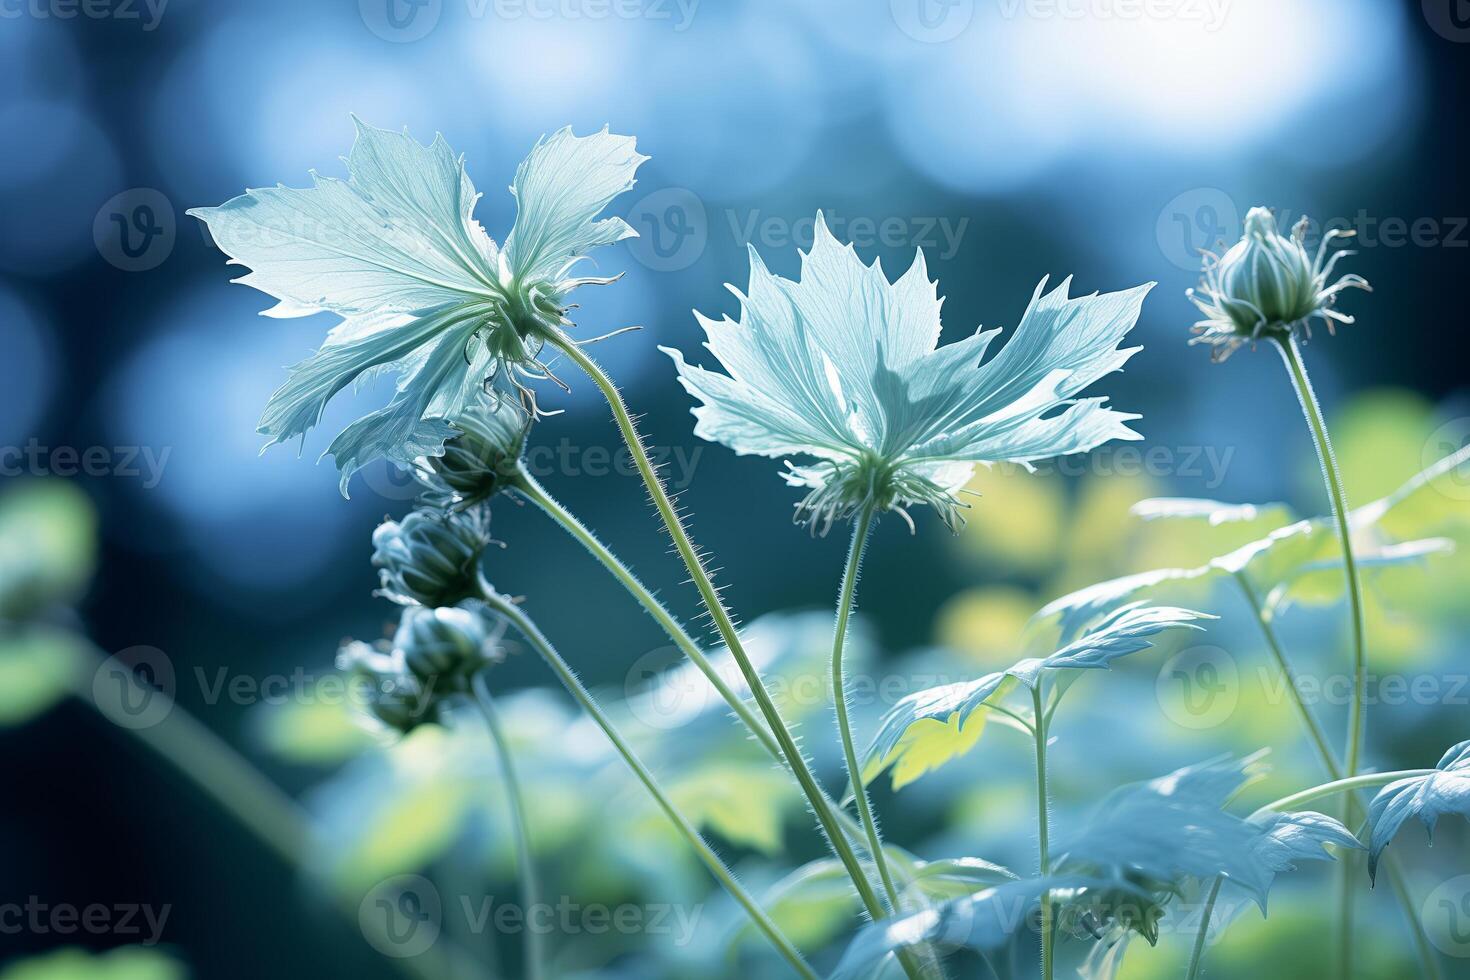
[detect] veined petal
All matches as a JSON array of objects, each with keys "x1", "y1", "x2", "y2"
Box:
[
  {"x1": 258, "y1": 302, "x2": 479, "y2": 450},
  {"x1": 905, "y1": 278, "x2": 1151, "y2": 460},
  {"x1": 188, "y1": 119, "x2": 497, "y2": 316},
  {"x1": 326, "y1": 328, "x2": 476, "y2": 495},
  {"x1": 505, "y1": 126, "x2": 647, "y2": 286},
  {"x1": 662, "y1": 344, "x2": 846, "y2": 459}
]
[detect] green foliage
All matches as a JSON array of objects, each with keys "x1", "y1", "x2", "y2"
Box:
[
  {"x1": 0, "y1": 947, "x2": 184, "y2": 980},
  {"x1": 0, "y1": 480, "x2": 96, "y2": 620}
]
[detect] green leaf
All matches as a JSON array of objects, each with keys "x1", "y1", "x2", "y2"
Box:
[
  {"x1": 253, "y1": 695, "x2": 375, "y2": 765},
  {"x1": 1367, "y1": 739, "x2": 1470, "y2": 880},
  {"x1": 734, "y1": 858, "x2": 865, "y2": 954},
  {"x1": 904, "y1": 857, "x2": 1019, "y2": 902},
  {"x1": 1043, "y1": 447, "x2": 1470, "y2": 629},
  {"x1": 666, "y1": 763, "x2": 797, "y2": 855},
  {"x1": 0, "y1": 947, "x2": 186, "y2": 980},
  {"x1": 0, "y1": 626, "x2": 85, "y2": 727},
  {"x1": 0, "y1": 480, "x2": 96, "y2": 619},
  {"x1": 865, "y1": 604, "x2": 1212, "y2": 789},
  {"x1": 1055, "y1": 754, "x2": 1359, "y2": 913}
]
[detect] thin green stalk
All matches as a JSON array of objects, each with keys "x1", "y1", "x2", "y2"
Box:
[
  {"x1": 831, "y1": 501, "x2": 902, "y2": 912},
  {"x1": 510, "y1": 464, "x2": 873, "y2": 850},
  {"x1": 1233, "y1": 574, "x2": 1341, "y2": 774},
  {"x1": 541, "y1": 331, "x2": 889, "y2": 922},
  {"x1": 77, "y1": 647, "x2": 471, "y2": 980},
  {"x1": 1272, "y1": 334, "x2": 1367, "y2": 979},
  {"x1": 1253, "y1": 770, "x2": 1435, "y2": 817},
  {"x1": 471, "y1": 672, "x2": 544, "y2": 980},
  {"x1": 1184, "y1": 877, "x2": 1224, "y2": 980},
  {"x1": 475, "y1": 577, "x2": 817, "y2": 980},
  {"x1": 1230, "y1": 575, "x2": 1441, "y2": 980},
  {"x1": 1032, "y1": 686, "x2": 1053, "y2": 980}
]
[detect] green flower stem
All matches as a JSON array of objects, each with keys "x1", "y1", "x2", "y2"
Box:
[
  {"x1": 1184, "y1": 876, "x2": 1224, "y2": 980},
  {"x1": 1234, "y1": 573, "x2": 1343, "y2": 774},
  {"x1": 1231, "y1": 575, "x2": 1442, "y2": 980},
  {"x1": 475, "y1": 577, "x2": 817, "y2": 980},
  {"x1": 831, "y1": 500, "x2": 902, "y2": 912},
  {"x1": 542, "y1": 332, "x2": 890, "y2": 922},
  {"x1": 471, "y1": 672, "x2": 545, "y2": 980},
  {"x1": 1272, "y1": 334, "x2": 1367, "y2": 979},
  {"x1": 508, "y1": 464, "x2": 873, "y2": 849},
  {"x1": 75, "y1": 646, "x2": 472, "y2": 980},
  {"x1": 1253, "y1": 770, "x2": 1435, "y2": 817},
  {"x1": 1031, "y1": 685, "x2": 1053, "y2": 980}
]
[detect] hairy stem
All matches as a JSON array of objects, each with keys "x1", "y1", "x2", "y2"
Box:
[
  {"x1": 77, "y1": 646, "x2": 472, "y2": 980},
  {"x1": 1032, "y1": 686, "x2": 1053, "y2": 980},
  {"x1": 510, "y1": 464, "x2": 874, "y2": 848},
  {"x1": 476, "y1": 577, "x2": 816, "y2": 979},
  {"x1": 471, "y1": 672, "x2": 544, "y2": 980},
  {"x1": 542, "y1": 331, "x2": 889, "y2": 921},
  {"x1": 1272, "y1": 334, "x2": 1367, "y2": 978},
  {"x1": 831, "y1": 500, "x2": 903, "y2": 911}
]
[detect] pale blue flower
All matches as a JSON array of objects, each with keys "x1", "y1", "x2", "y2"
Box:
[
  {"x1": 663, "y1": 213, "x2": 1153, "y2": 531},
  {"x1": 190, "y1": 118, "x2": 646, "y2": 494}
]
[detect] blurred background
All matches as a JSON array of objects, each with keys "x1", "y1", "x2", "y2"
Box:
[{"x1": 2, "y1": 0, "x2": 1469, "y2": 977}]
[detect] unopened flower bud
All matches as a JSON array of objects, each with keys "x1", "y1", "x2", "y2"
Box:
[
  {"x1": 417, "y1": 397, "x2": 530, "y2": 509},
  {"x1": 1188, "y1": 206, "x2": 1370, "y2": 361},
  {"x1": 396, "y1": 604, "x2": 498, "y2": 688},
  {"x1": 371, "y1": 508, "x2": 490, "y2": 607}
]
